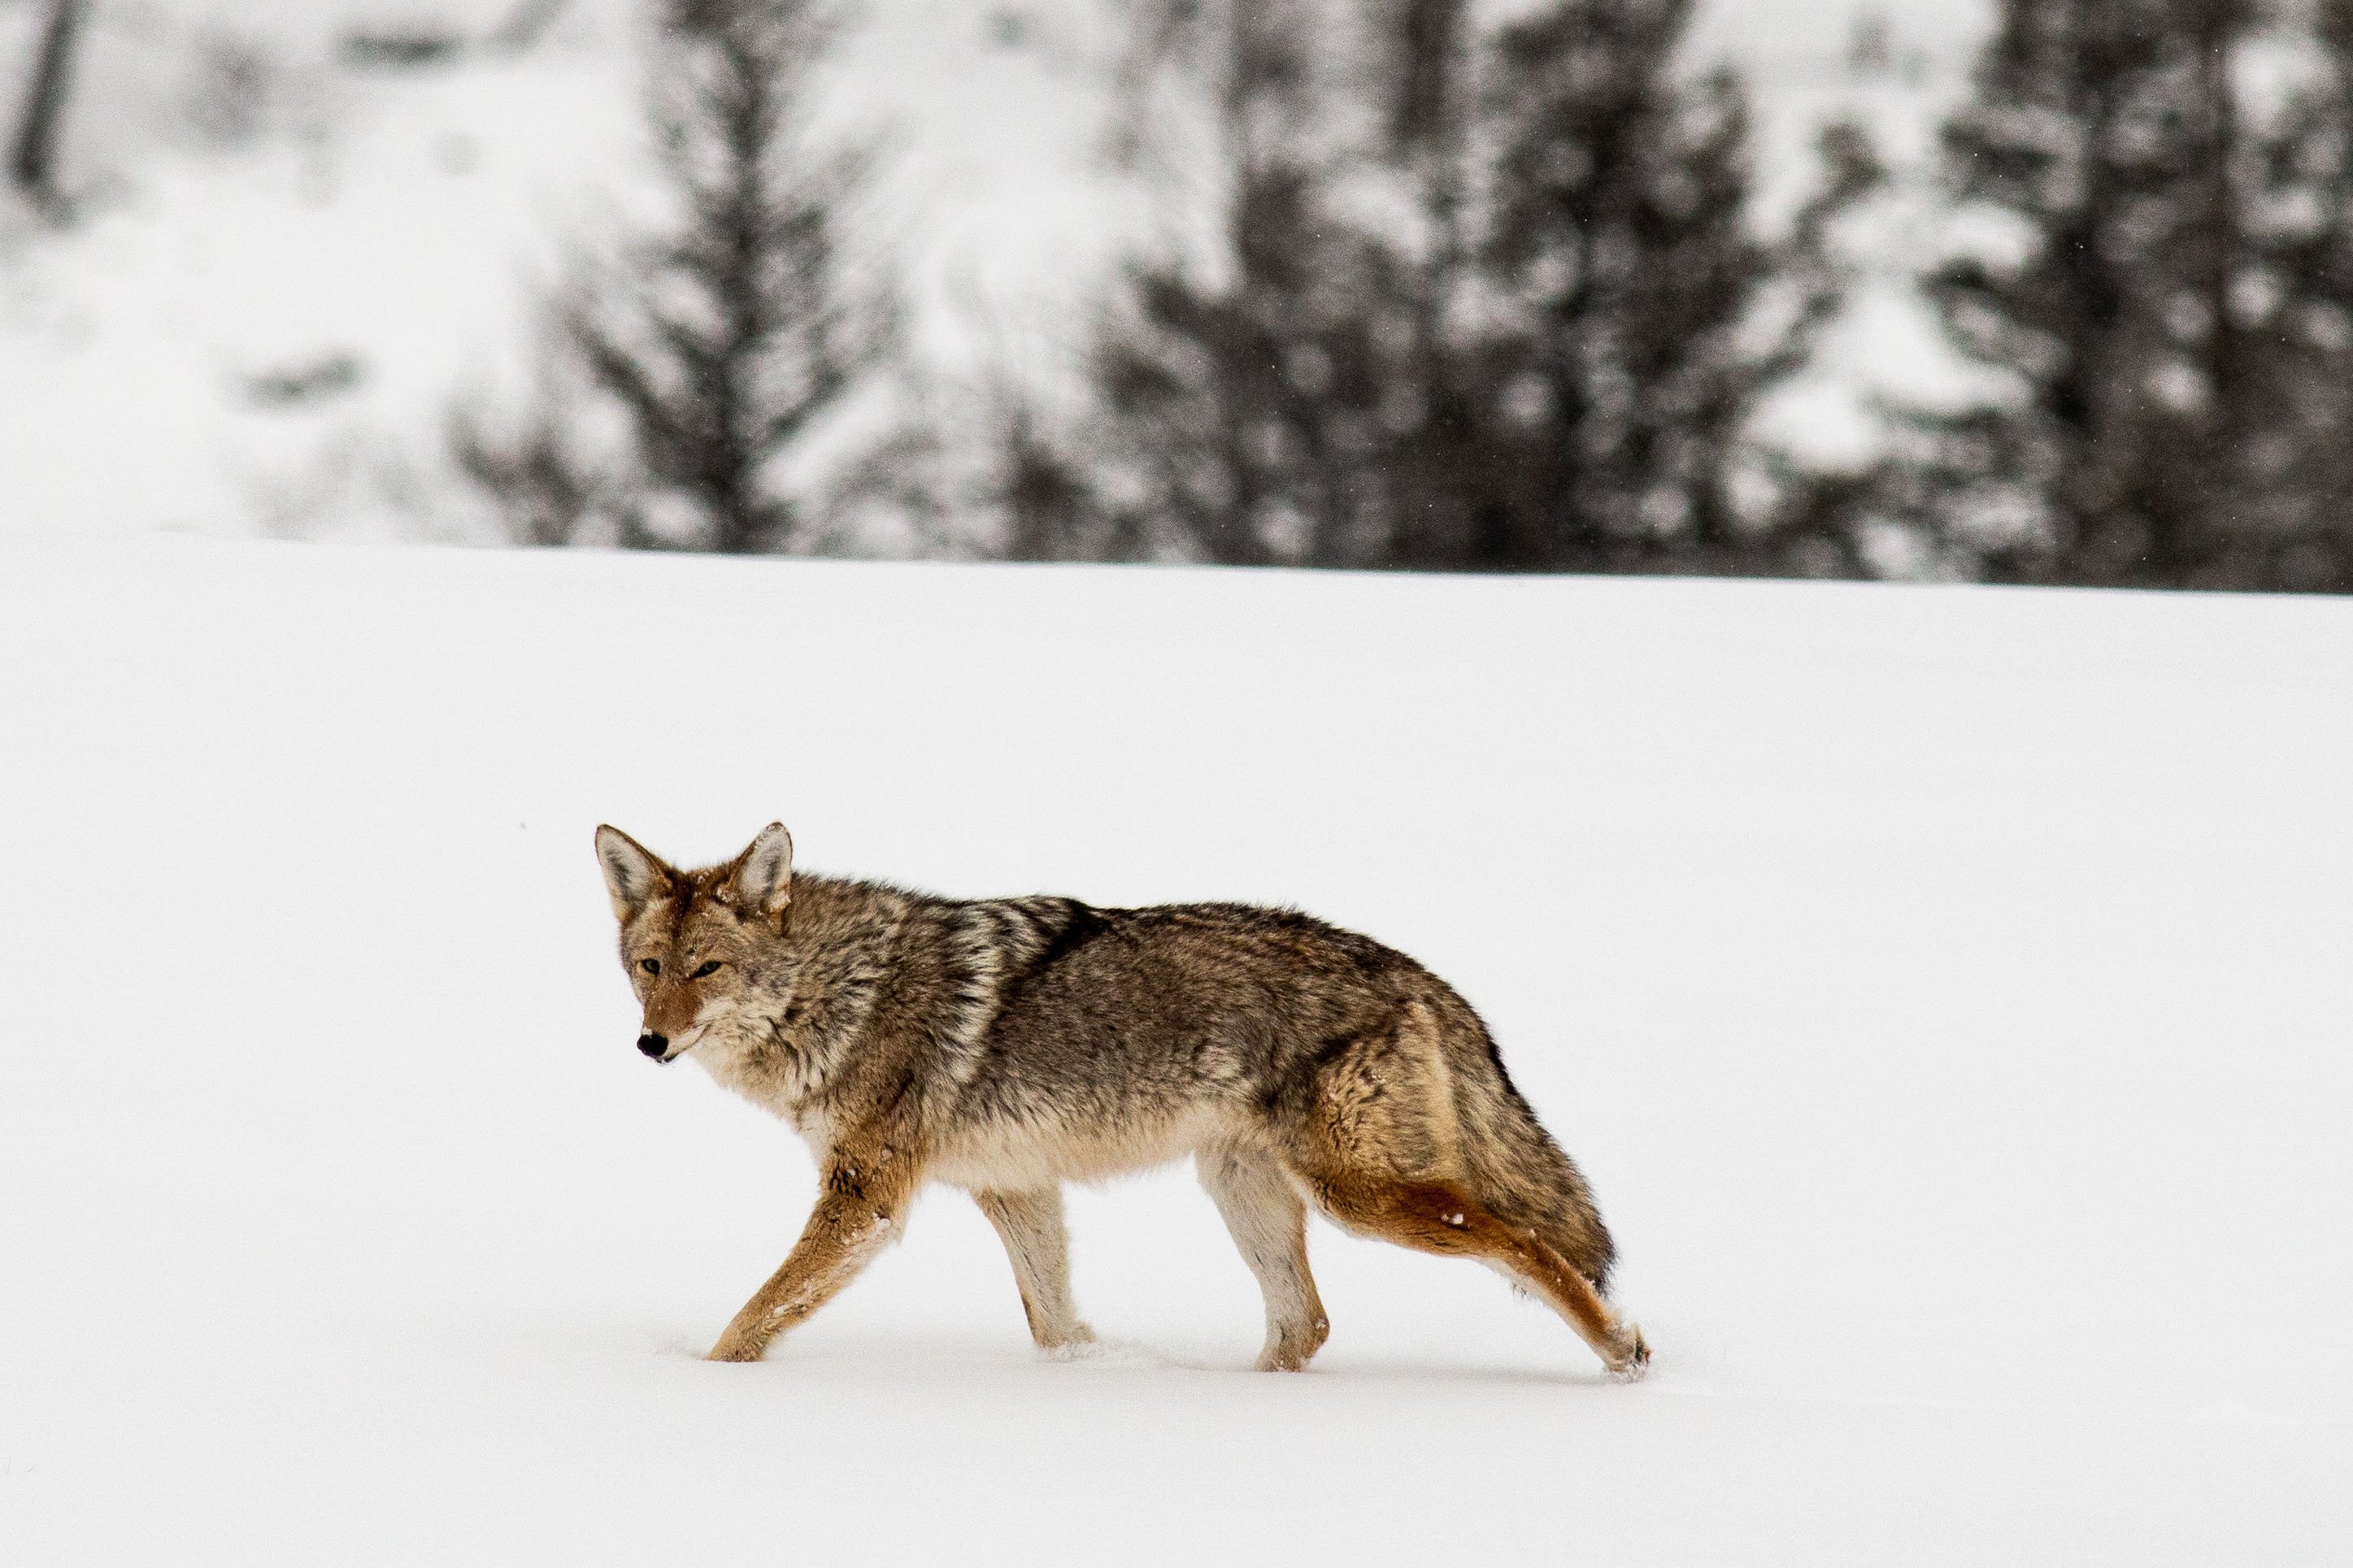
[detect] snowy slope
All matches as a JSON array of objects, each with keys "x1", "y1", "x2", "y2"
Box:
[
  {"x1": 0, "y1": 0, "x2": 1982, "y2": 547},
  {"x1": 0, "y1": 0, "x2": 1174, "y2": 544},
  {"x1": 1, "y1": 541, "x2": 2347, "y2": 1562}
]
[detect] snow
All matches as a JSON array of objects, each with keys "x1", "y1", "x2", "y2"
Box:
[{"x1": 2, "y1": 539, "x2": 2348, "y2": 1561}]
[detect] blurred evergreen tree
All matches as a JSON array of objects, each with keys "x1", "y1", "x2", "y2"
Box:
[
  {"x1": 1886, "y1": 0, "x2": 2299, "y2": 587},
  {"x1": 458, "y1": 0, "x2": 884, "y2": 552},
  {"x1": 1050, "y1": 0, "x2": 1873, "y2": 573},
  {"x1": 1473, "y1": 0, "x2": 1873, "y2": 571},
  {"x1": 2244, "y1": 0, "x2": 2353, "y2": 589},
  {"x1": 1084, "y1": 0, "x2": 1422, "y2": 565}
]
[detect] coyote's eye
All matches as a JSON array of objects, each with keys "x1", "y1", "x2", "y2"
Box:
[
  {"x1": 638, "y1": 958, "x2": 660, "y2": 975},
  {"x1": 690, "y1": 961, "x2": 723, "y2": 979}
]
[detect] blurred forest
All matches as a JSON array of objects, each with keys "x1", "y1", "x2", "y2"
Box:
[{"x1": 20, "y1": 0, "x2": 2353, "y2": 590}]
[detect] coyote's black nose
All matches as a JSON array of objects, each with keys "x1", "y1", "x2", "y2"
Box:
[{"x1": 637, "y1": 1032, "x2": 670, "y2": 1061}]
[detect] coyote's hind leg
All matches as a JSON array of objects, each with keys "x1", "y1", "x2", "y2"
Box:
[
  {"x1": 973, "y1": 1187, "x2": 1094, "y2": 1351},
  {"x1": 1198, "y1": 1144, "x2": 1330, "y2": 1371},
  {"x1": 1297, "y1": 1171, "x2": 1648, "y2": 1380}
]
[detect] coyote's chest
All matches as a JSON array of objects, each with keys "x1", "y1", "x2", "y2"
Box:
[{"x1": 697, "y1": 1024, "x2": 832, "y2": 1131}]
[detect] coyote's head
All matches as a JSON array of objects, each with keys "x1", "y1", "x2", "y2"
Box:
[{"x1": 594, "y1": 823, "x2": 794, "y2": 1065}]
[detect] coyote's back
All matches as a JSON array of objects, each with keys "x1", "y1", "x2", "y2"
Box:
[{"x1": 595, "y1": 822, "x2": 1648, "y2": 1377}]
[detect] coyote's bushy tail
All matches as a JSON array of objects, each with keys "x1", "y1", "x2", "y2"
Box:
[{"x1": 1451, "y1": 1029, "x2": 1619, "y2": 1296}]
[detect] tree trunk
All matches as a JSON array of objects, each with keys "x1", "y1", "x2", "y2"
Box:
[
  {"x1": 2193, "y1": 0, "x2": 2244, "y2": 577},
  {"x1": 9, "y1": 0, "x2": 89, "y2": 206}
]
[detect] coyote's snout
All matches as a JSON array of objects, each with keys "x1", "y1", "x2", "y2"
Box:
[{"x1": 594, "y1": 821, "x2": 1650, "y2": 1379}]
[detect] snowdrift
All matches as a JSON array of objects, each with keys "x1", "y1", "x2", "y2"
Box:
[{"x1": 1, "y1": 541, "x2": 2346, "y2": 1562}]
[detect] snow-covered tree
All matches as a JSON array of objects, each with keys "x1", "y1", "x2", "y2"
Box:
[
  {"x1": 1047, "y1": 0, "x2": 1872, "y2": 573},
  {"x1": 1890, "y1": 0, "x2": 2293, "y2": 586},
  {"x1": 1472, "y1": 0, "x2": 1872, "y2": 572},
  {"x1": 459, "y1": 0, "x2": 883, "y2": 552}
]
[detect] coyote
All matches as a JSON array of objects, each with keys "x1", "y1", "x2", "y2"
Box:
[{"x1": 596, "y1": 823, "x2": 1649, "y2": 1378}]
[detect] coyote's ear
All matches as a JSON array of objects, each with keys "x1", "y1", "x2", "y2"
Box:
[
  {"x1": 731, "y1": 822, "x2": 794, "y2": 915},
  {"x1": 594, "y1": 825, "x2": 672, "y2": 921}
]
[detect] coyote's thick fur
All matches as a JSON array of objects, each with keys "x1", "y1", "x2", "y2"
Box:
[{"x1": 597, "y1": 823, "x2": 1649, "y2": 1377}]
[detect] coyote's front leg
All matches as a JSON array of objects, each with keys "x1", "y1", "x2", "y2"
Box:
[
  {"x1": 707, "y1": 1145, "x2": 920, "y2": 1362},
  {"x1": 972, "y1": 1186, "x2": 1094, "y2": 1351}
]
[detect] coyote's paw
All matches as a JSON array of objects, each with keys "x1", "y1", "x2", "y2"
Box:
[
  {"x1": 705, "y1": 1335, "x2": 770, "y2": 1364},
  {"x1": 1040, "y1": 1322, "x2": 1098, "y2": 1358},
  {"x1": 1605, "y1": 1323, "x2": 1651, "y2": 1384},
  {"x1": 1256, "y1": 1314, "x2": 1332, "y2": 1372}
]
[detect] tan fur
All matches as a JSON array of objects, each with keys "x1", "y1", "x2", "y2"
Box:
[
  {"x1": 972, "y1": 1188, "x2": 1094, "y2": 1350},
  {"x1": 596, "y1": 823, "x2": 1649, "y2": 1378}
]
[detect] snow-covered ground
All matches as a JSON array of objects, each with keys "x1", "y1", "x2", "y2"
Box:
[
  {"x1": 0, "y1": 0, "x2": 1984, "y2": 547},
  {"x1": 2, "y1": 540, "x2": 2347, "y2": 1561}
]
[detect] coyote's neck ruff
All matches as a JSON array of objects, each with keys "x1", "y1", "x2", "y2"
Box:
[{"x1": 597, "y1": 822, "x2": 1648, "y2": 1378}]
